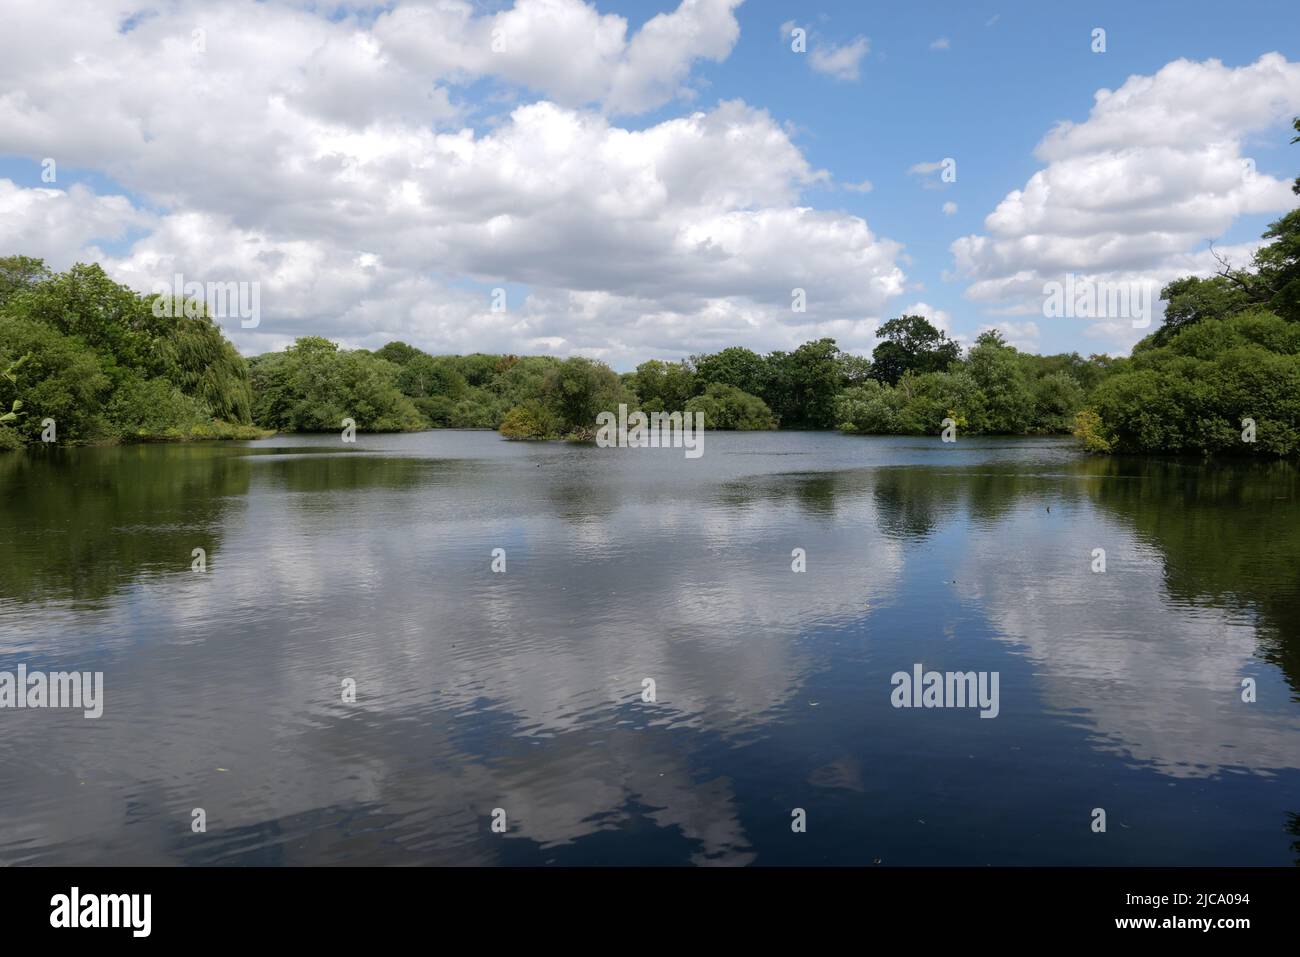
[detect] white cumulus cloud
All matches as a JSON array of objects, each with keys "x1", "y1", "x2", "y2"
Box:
[{"x1": 951, "y1": 54, "x2": 1300, "y2": 351}]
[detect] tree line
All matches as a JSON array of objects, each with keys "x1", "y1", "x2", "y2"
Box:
[
  {"x1": 0, "y1": 254, "x2": 1295, "y2": 457},
  {"x1": 2, "y1": 121, "x2": 1297, "y2": 456},
  {"x1": 0, "y1": 267, "x2": 1109, "y2": 450}
]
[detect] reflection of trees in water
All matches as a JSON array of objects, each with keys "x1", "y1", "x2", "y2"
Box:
[
  {"x1": 717, "y1": 465, "x2": 1071, "y2": 539},
  {"x1": 1081, "y1": 456, "x2": 1300, "y2": 697},
  {"x1": 541, "y1": 476, "x2": 625, "y2": 522},
  {"x1": 718, "y1": 463, "x2": 1085, "y2": 536},
  {"x1": 7, "y1": 440, "x2": 1297, "y2": 695},
  {"x1": 788, "y1": 474, "x2": 839, "y2": 515},
  {"x1": 0, "y1": 445, "x2": 480, "y2": 604},
  {"x1": 0, "y1": 444, "x2": 252, "y2": 604},
  {"x1": 712, "y1": 453, "x2": 1300, "y2": 698},
  {"x1": 871, "y1": 470, "x2": 945, "y2": 540},
  {"x1": 256, "y1": 452, "x2": 477, "y2": 494},
  {"x1": 873, "y1": 466, "x2": 1087, "y2": 540},
  {"x1": 712, "y1": 470, "x2": 862, "y2": 519}
]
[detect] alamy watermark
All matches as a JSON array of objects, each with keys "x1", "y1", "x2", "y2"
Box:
[
  {"x1": 50, "y1": 887, "x2": 150, "y2": 937},
  {"x1": 151, "y1": 273, "x2": 261, "y2": 328},
  {"x1": 1042, "y1": 274, "x2": 1155, "y2": 329},
  {"x1": 0, "y1": 664, "x2": 103, "y2": 718},
  {"x1": 890, "y1": 663, "x2": 1000, "y2": 718},
  {"x1": 596, "y1": 404, "x2": 704, "y2": 459}
]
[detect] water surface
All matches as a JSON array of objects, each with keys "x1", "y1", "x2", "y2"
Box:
[{"x1": 1, "y1": 431, "x2": 1297, "y2": 865}]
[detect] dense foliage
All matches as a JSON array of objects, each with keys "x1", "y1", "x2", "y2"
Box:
[
  {"x1": 685, "y1": 383, "x2": 778, "y2": 430},
  {"x1": 249, "y1": 337, "x2": 423, "y2": 433},
  {"x1": 1072, "y1": 117, "x2": 1300, "y2": 456},
  {"x1": 1077, "y1": 310, "x2": 1300, "y2": 456},
  {"x1": 5, "y1": 253, "x2": 1296, "y2": 457},
  {"x1": 3, "y1": 119, "x2": 1297, "y2": 457},
  {"x1": 0, "y1": 258, "x2": 258, "y2": 449},
  {"x1": 835, "y1": 329, "x2": 1093, "y2": 436}
]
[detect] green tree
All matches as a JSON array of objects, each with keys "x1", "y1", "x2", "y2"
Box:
[
  {"x1": 765, "y1": 338, "x2": 845, "y2": 428},
  {"x1": 0, "y1": 316, "x2": 111, "y2": 443},
  {"x1": 6, "y1": 263, "x2": 161, "y2": 381},
  {"x1": 150, "y1": 309, "x2": 253, "y2": 424},
  {"x1": 0, "y1": 259, "x2": 253, "y2": 435},
  {"x1": 1031, "y1": 371, "x2": 1086, "y2": 433},
  {"x1": 837, "y1": 351, "x2": 873, "y2": 386},
  {"x1": 1152, "y1": 276, "x2": 1253, "y2": 346},
  {"x1": 871, "y1": 315, "x2": 961, "y2": 386},
  {"x1": 1251, "y1": 208, "x2": 1300, "y2": 322},
  {"x1": 457, "y1": 353, "x2": 504, "y2": 388},
  {"x1": 0, "y1": 256, "x2": 51, "y2": 310},
  {"x1": 966, "y1": 331, "x2": 1034, "y2": 433},
  {"x1": 632, "y1": 359, "x2": 696, "y2": 411},
  {"x1": 1157, "y1": 118, "x2": 1300, "y2": 328},
  {"x1": 538, "y1": 356, "x2": 631, "y2": 435},
  {"x1": 691, "y1": 346, "x2": 769, "y2": 398},
  {"x1": 684, "y1": 383, "x2": 776, "y2": 429},
  {"x1": 373, "y1": 341, "x2": 423, "y2": 366},
  {"x1": 1080, "y1": 309, "x2": 1300, "y2": 456},
  {"x1": 836, "y1": 379, "x2": 908, "y2": 434},
  {"x1": 893, "y1": 369, "x2": 983, "y2": 434},
  {"x1": 249, "y1": 337, "x2": 423, "y2": 433}
]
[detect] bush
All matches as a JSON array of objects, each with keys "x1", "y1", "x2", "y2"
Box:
[
  {"x1": 1032, "y1": 371, "x2": 1086, "y2": 433},
  {"x1": 684, "y1": 383, "x2": 776, "y2": 430},
  {"x1": 836, "y1": 379, "x2": 908, "y2": 434},
  {"x1": 540, "y1": 357, "x2": 632, "y2": 433},
  {"x1": 0, "y1": 315, "x2": 111, "y2": 443},
  {"x1": 249, "y1": 337, "x2": 424, "y2": 433},
  {"x1": 107, "y1": 375, "x2": 212, "y2": 437},
  {"x1": 499, "y1": 401, "x2": 559, "y2": 439},
  {"x1": 1072, "y1": 409, "x2": 1113, "y2": 453},
  {"x1": 894, "y1": 369, "x2": 983, "y2": 434},
  {"x1": 1086, "y1": 310, "x2": 1300, "y2": 456},
  {"x1": 0, "y1": 258, "x2": 254, "y2": 444}
]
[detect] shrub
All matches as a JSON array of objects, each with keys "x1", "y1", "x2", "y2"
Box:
[
  {"x1": 107, "y1": 375, "x2": 212, "y2": 437},
  {"x1": 249, "y1": 338, "x2": 424, "y2": 433},
  {"x1": 499, "y1": 401, "x2": 558, "y2": 439},
  {"x1": 0, "y1": 316, "x2": 111, "y2": 443},
  {"x1": 684, "y1": 383, "x2": 776, "y2": 430},
  {"x1": 1073, "y1": 409, "x2": 1113, "y2": 453},
  {"x1": 1086, "y1": 310, "x2": 1300, "y2": 456}
]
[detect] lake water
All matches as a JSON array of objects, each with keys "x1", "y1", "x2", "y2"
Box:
[{"x1": 1, "y1": 431, "x2": 1297, "y2": 865}]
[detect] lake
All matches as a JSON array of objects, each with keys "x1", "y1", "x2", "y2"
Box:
[{"x1": 1, "y1": 430, "x2": 1297, "y2": 865}]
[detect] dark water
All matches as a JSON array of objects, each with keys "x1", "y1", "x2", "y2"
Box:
[{"x1": 1, "y1": 431, "x2": 1297, "y2": 866}]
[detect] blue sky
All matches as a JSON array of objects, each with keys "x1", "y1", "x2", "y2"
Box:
[
  {"x1": 696, "y1": 0, "x2": 1300, "y2": 356},
  {"x1": 1, "y1": 0, "x2": 1298, "y2": 365}
]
